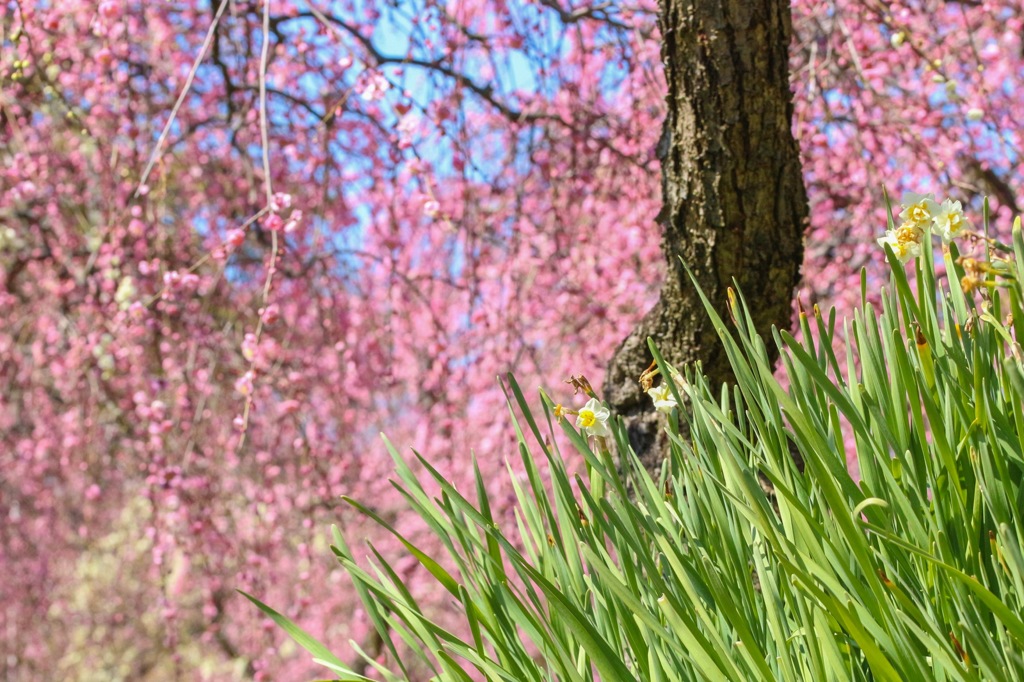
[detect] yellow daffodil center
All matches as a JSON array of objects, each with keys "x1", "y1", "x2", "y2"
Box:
[
  {"x1": 895, "y1": 224, "x2": 919, "y2": 244},
  {"x1": 908, "y1": 202, "x2": 931, "y2": 224},
  {"x1": 578, "y1": 409, "x2": 596, "y2": 428}
]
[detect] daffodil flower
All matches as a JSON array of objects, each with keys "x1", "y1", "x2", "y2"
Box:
[
  {"x1": 877, "y1": 224, "x2": 923, "y2": 263},
  {"x1": 647, "y1": 383, "x2": 678, "y2": 414},
  {"x1": 932, "y1": 198, "x2": 968, "y2": 243},
  {"x1": 575, "y1": 397, "x2": 611, "y2": 438},
  {"x1": 898, "y1": 192, "x2": 940, "y2": 228}
]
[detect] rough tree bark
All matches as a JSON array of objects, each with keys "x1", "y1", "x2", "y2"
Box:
[{"x1": 604, "y1": 0, "x2": 808, "y2": 473}]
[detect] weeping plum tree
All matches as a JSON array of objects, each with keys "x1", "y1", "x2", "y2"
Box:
[
  {"x1": 1, "y1": 0, "x2": 1022, "y2": 678},
  {"x1": 605, "y1": 0, "x2": 807, "y2": 470}
]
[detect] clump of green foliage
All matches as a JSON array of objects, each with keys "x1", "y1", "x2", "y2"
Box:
[{"x1": 248, "y1": 209, "x2": 1024, "y2": 681}]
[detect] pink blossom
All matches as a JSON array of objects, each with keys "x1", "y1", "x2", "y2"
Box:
[
  {"x1": 283, "y1": 210, "x2": 303, "y2": 233},
  {"x1": 264, "y1": 214, "x2": 285, "y2": 232},
  {"x1": 355, "y1": 69, "x2": 390, "y2": 101},
  {"x1": 241, "y1": 333, "x2": 258, "y2": 362},
  {"x1": 261, "y1": 303, "x2": 280, "y2": 325},
  {"x1": 397, "y1": 113, "x2": 420, "y2": 135},
  {"x1": 226, "y1": 228, "x2": 246, "y2": 248},
  {"x1": 235, "y1": 371, "x2": 254, "y2": 396},
  {"x1": 270, "y1": 192, "x2": 292, "y2": 213},
  {"x1": 98, "y1": 2, "x2": 121, "y2": 20}
]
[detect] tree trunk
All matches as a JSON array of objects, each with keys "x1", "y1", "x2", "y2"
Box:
[{"x1": 604, "y1": 0, "x2": 808, "y2": 473}]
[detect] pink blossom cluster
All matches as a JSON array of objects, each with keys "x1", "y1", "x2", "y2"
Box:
[
  {"x1": 792, "y1": 0, "x2": 1023, "y2": 314},
  {"x1": 0, "y1": 0, "x2": 1021, "y2": 679}
]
